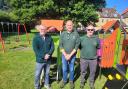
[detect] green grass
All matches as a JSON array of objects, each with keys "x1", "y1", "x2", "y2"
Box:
[
  {"x1": 0, "y1": 50, "x2": 35, "y2": 89},
  {"x1": 0, "y1": 32, "x2": 107, "y2": 89}
]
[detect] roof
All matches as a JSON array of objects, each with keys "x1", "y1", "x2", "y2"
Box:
[
  {"x1": 41, "y1": 20, "x2": 64, "y2": 31},
  {"x1": 122, "y1": 8, "x2": 128, "y2": 18},
  {"x1": 102, "y1": 20, "x2": 119, "y2": 31},
  {"x1": 99, "y1": 8, "x2": 121, "y2": 18},
  {"x1": 120, "y1": 20, "x2": 127, "y2": 27},
  {"x1": 122, "y1": 8, "x2": 128, "y2": 15}
]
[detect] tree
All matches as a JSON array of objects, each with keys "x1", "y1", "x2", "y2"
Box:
[
  {"x1": 60, "y1": 1, "x2": 99, "y2": 25},
  {"x1": 0, "y1": 0, "x2": 106, "y2": 28},
  {"x1": 54, "y1": 0, "x2": 106, "y2": 25}
]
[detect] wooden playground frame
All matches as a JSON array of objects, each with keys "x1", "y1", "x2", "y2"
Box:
[{"x1": 0, "y1": 32, "x2": 5, "y2": 52}]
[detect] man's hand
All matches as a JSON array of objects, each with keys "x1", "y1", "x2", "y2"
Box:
[
  {"x1": 66, "y1": 49, "x2": 76, "y2": 61},
  {"x1": 63, "y1": 54, "x2": 71, "y2": 61},
  {"x1": 65, "y1": 54, "x2": 72, "y2": 61},
  {"x1": 61, "y1": 49, "x2": 69, "y2": 60},
  {"x1": 61, "y1": 49, "x2": 74, "y2": 61},
  {"x1": 44, "y1": 54, "x2": 50, "y2": 60}
]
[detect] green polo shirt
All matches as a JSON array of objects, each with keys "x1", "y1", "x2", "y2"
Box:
[
  {"x1": 60, "y1": 30, "x2": 80, "y2": 54},
  {"x1": 80, "y1": 35, "x2": 100, "y2": 59}
]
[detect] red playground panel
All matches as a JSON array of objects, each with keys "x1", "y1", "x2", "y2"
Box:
[{"x1": 120, "y1": 40, "x2": 128, "y2": 65}]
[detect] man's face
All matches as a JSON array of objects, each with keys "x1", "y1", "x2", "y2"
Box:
[
  {"x1": 66, "y1": 21, "x2": 74, "y2": 32},
  {"x1": 86, "y1": 25, "x2": 94, "y2": 36},
  {"x1": 39, "y1": 26, "x2": 47, "y2": 36}
]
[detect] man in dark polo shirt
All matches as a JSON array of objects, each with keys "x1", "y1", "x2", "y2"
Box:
[
  {"x1": 80, "y1": 24, "x2": 100, "y2": 89},
  {"x1": 33, "y1": 25, "x2": 54, "y2": 89},
  {"x1": 59, "y1": 20, "x2": 80, "y2": 89}
]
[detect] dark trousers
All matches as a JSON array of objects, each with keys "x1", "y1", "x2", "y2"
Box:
[{"x1": 80, "y1": 59, "x2": 97, "y2": 85}]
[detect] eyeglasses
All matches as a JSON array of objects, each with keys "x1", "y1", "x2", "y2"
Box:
[{"x1": 87, "y1": 29, "x2": 94, "y2": 31}]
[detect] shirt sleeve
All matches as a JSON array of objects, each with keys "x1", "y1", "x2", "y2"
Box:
[
  {"x1": 48, "y1": 37, "x2": 54, "y2": 55},
  {"x1": 96, "y1": 38, "x2": 101, "y2": 49},
  {"x1": 59, "y1": 32, "x2": 64, "y2": 50},
  {"x1": 74, "y1": 33, "x2": 80, "y2": 50},
  {"x1": 32, "y1": 37, "x2": 40, "y2": 56},
  {"x1": 79, "y1": 37, "x2": 82, "y2": 49}
]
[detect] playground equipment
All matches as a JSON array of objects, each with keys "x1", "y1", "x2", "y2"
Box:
[
  {"x1": 41, "y1": 20, "x2": 64, "y2": 34},
  {"x1": 17, "y1": 23, "x2": 30, "y2": 44},
  {"x1": 1, "y1": 22, "x2": 11, "y2": 44},
  {"x1": 0, "y1": 22, "x2": 30, "y2": 51},
  {"x1": 0, "y1": 32, "x2": 5, "y2": 52},
  {"x1": 99, "y1": 20, "x2": 128, "y2": 89},
  {"x1": 0, "y1": 22, "x2": 30, "y2": 43}
]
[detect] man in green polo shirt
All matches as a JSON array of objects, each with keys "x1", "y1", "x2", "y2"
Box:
[
  {"x1": 80, "y1": 24, "x2": 100, "y2": 89},
  {"x1": 59, "y1": 20, "x2": 80, "y2": 89}
]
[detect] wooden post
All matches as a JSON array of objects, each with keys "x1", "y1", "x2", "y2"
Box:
[
  {"x1": 18, "y1": 23, "x2": 20, "y2": 41},
  {"x1": 23, "y1": 24, "x2": 30, "y2": 44},
  {"x1": 0, "y1": 32, "x2": 5, "y2": 53}
]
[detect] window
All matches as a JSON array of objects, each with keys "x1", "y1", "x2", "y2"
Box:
[
  {"x1": 114, "y1": 14, "x2": 117, "y2": 17},
  {"x1": 102, "y1": 19, "x2": 104, "y2": 22}
]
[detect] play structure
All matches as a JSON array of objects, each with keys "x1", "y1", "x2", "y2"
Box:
[
  {"x1": 99, "y1": 20, "x2": 128, "y2": 89},
  {"x1": 0, "y1": 22, "x2": 30, "y2": 51},
  {"x1": 41, "y1": 20, "x2": 64, "y2": 33}
]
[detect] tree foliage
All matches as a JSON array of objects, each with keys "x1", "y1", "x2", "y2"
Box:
[{"x1": 0, "y1": 0, "x2": 106, "y2": 26}]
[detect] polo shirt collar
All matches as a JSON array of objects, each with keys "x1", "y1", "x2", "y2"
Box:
[
  {"x1": 86, "y1": 35, "x2": 95, "y2": 38},
  {"x1": 66, "y1": 30, "x2": 74, "y2": 34}
]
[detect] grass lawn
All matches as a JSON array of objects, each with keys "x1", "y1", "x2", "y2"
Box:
[{"x1": 0, "y1": 32, "x2": 107, "y2": 89}]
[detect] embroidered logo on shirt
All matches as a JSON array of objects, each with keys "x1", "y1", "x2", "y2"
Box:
[{"x1": 72, "y1": 36, "x2": 75, "y2": 39}]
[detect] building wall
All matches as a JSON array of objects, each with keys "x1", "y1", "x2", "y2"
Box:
[
  {"x1": 122, "y1": 18, "x2": 128, "y2": 25},
  {"x1": 122, "y1": 11, "x2": 128, "y2": 26},
  {"x1": 95, "y1": 8, "x2": 128, "y2": 28},
  {"x1": 123, "y1": 12, "x2": 128, "y2": 18}
]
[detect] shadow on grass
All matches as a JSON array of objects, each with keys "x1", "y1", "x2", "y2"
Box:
[
  {"x1": 74, "y1": 58, "x2": 80, "y2": 82},
  {"x1": 40, "y1": 57, "x2": 58, "y2": 88},
  {"x1": 49, "y1": 57, "x2": 58, "y2": 84},
  {"x1": 41, "y1": 57, "x2": 104, "y2": 87}
]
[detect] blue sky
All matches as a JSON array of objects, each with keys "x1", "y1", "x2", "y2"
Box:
[{"x1": 106, "y1": 0, "x2": 128, "y2": 14}]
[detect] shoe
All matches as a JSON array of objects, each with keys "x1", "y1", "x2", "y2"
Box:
[
  {"x1": 90, "y1": 86, "x2": 95, "y2": 89},
  {"x1": 35, "y1": 87, "x2": 41, "y2": 89},
  {"x1": 80, "y1": 82, "x2": 84, "y2": 89},
  {"x1": 89, "y1": 83, "x2": 95, "y2": 89},
  {"x1": 69, "y1": 81, "x2": 74, "y2": 89},
  {"x1": 60, "y1": 80, "x2": 66, "y2": 88},
  {"x1": 44, "y1": 84, "x2": 50, "y2": 89}
]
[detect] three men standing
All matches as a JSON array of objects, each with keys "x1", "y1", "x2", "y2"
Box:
[{"x1": 32, "y1": 22, "x2": 99, "y2": 89}]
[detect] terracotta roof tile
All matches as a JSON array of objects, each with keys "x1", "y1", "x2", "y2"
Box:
[
  {"x1": 122, "y1": 8, "x2": 128, "y2": 15},
  {"x1": 99, "y1": 8, "x2": 120, "y2": 18}
]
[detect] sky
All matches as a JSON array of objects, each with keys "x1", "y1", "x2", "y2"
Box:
[{"x1": 106, "y1": 0, "x2": 128, "y2": 14}]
